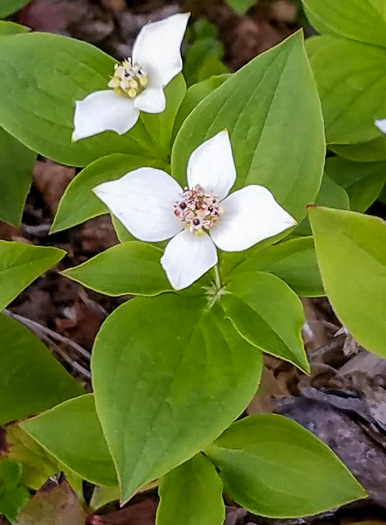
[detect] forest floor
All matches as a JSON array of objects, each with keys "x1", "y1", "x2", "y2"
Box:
[{"x1": 2, "y1": 1, "x2": 386, "y2": 524}]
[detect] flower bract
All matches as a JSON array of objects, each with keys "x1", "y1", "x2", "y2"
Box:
[
  {"x1": 94, "y1": 131, "x2": 297, "y2": 290},
  {"x1": 376, "y1": 118, "x2": 386, "y2": 134},
  {"x1": 72, "y1": 12, "x2": 190, "y2": 141}
]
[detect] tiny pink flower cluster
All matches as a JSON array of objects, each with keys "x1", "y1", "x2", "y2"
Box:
[{"x1": 174, "y1": 185, "x2": 223, "y2": 235}]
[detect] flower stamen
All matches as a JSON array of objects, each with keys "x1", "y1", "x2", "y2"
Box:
[
  {"x1": 108, "y1": 58, "x2": 148, "y2": 98},
  {"x1": 174, "y1": 185, "x2": 223, "y2": 236}
]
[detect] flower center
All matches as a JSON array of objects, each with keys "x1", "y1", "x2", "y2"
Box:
[
  {"x1": 174, "y1": 185, "x2": 223, "y2": 236},
  {"x1": 108, "y1": 58, "x2": 148, "y2": 99}
]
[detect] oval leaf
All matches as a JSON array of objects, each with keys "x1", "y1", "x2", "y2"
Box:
[
  {"x1": 220, "y1": 271, "x2": 309, "y2": 372},
  {"x1": 309, "y1": 206, "x2": 386, "y2": 358},
  {"x1": 92, "y1": 294, "x2": 262, "y2": 503},
  {"x1": 22, "y1": 395, "x2": 117, "y2": 487},
  {"x1": 63, "y1": 242, "x2": 171, "y2": 297},
  {"x1": 0, "y1": 242, "x2": 64, "y2": 310},
  {"x1": 172, "y1": 32, "x2": 325, "y2": 221},
  {"x1": 206, "y1": 414, "x2": 366, "y2": 518},
  {"x1": 157, "y1": 454, "x2": 224, "y2": 525}
]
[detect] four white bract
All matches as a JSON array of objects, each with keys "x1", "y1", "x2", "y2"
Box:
[
  {"x1": 94, "y1": 131, "x2": 296, "y2": 290},
  {"x1": 72, "y1": 13, "x2": 189, "y2": 141},
  {"x1": 376, "y1": 118, "x2": 386, "y2": 134}
]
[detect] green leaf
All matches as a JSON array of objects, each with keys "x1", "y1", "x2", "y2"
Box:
[
  {"x1": 183, "y1": 39, "x2": 227, "y2": 87},
  {"x1": 52, "y1": 154, "x2": 168, "y2": 233},
  {"x1": 63, "y1": 242, "x2": 171, "y2": 297},
  {"x1": 172, "y1": 74, "x2": 229, "y2": 141},
  {"x1": 0, "y1": 460, "x2": 29, "y2": 524},
  {"x1": 92, "y1": 294, "x2": 262, "y2": 503},
  {"x1": 331, "y1": 136, "x2": 386, "y2": 163},
  {"x1": 139, "y1": 74, "x2": 186, "y2": 155},
  {"x1": 294, "y1": 173, "x2": 349, "y2": 236},
  {"x1": 325, "y1": 156, "x2": 386, "y2": 212},
  {"x1": 307, "y1": 35, "x2": 386, "y2": 145},
  {"x1": 227, "y1": 237, "x2": 324, "y2": 297},
  {"x1": 22, "y1": 395, "x2": 117, "y2": 488},
  {"x1": 206, "y1": 414, "x2": 366, "y2": 518},
  {"x1": 0, "y1": 313, "x2": 83, "y2": 426},
  {"x1": 0, "y1": 21, "x2": 29, "y2": 35},
  {"x1": 309, "y1": 206, "x2": 386, "y2": 358},
  {"x1": 0, "y1": 242, "x2": 64, "y2": 310},
  {"x1": 157, "y1": 454, "x2": 224, "y2": 525},
  {"x1": 5, "y1": 425, "x2": 59, "y2": 491},
  {"x1": 16, "y1": 481, "x2": 85, "y2": 525},
  {"x1": 0, "y1": 127, "x2": 36, "y2": 226},
  {"x1": 111, "y1": 216, "x2": 136, "y2": 243},
  {"x1": 0, "y1": 33, "x2": 169, "y2": 167},
  {"x1": 0, "y1": 0, "x2": 30, "y2": 17},
  {"x1": 220, "y1": 271, "x2": 309, "y2": 372},
  {"x1": 225, "y1": 0, "x2": 257, "y2": 15},
  {"x1": 172, "y1": 32, "x2": 325, "y2": 222},
  {"x1": 302, "y1": 0, "x2": 386, "y2": 47}
]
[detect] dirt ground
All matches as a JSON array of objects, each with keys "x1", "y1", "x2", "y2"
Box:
[{"x1": 2, "y1": 0, "x2": 386, "y2": 523}]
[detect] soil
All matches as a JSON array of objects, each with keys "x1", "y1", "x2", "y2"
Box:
[{"x1": 2, "y1": 1, "x2": 386, "y2": 524}]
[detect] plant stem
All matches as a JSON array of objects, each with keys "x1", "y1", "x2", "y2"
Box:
[{"x1": 214, "y1": 265, "x2": 222, "y2": 289}]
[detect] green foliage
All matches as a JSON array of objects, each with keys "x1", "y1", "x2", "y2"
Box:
[
  {"x1": 325, "y1": 156, "x2": 386, "y2": 212},
  {"x1": 173, "y1": 32, "x2": 325, "y2": 222},
  {"x1": 0, "y1": 460, "x2": 29, "y2": 524},
  {"x1": 0, "y1": 21, "x2": 29, "y2": 35},
  {"x1": 0, "y1": 127, "x2": 36, "y2": 226},
  {"x1": 221, "y1": 272, "x2": 309, "y2": 371},
  {"x1": 306, "y1": 36, "x2": 386, "y2": 145},
  {"x1": 206, "y1": 415, "x2": 367, "y2": 517},
  {"x1": 0, "y1": 242, "x2": 64, "y2": 311},
  {"x1": 302, "y1": 0, "x2": 386, "y2": 47},
  {"x1": 0, "y1": 34, "x2": 182, "y2": 167},
  {"x1": 92, "y1": 294, "x2": 262, "y2": 502},
  {"x1": 309, "y1": 206, "x2": 386, "y2": 358},
  {"x1": 63, "y1": 242, "x2": 171, "y2": 297},
  {"x1": 22, "y1": 395, "x2": 117, "y2": 488},
  {"x1": 225, "y1": 0, "x2": 257, "y2": 15},
  {"x1": 52, "y1": 154, "x2": 168, "y2": 233},
  {"x1": 0, "y1": 0, "x2": 30, "y2": 18},
  {"x1": 157, "y1": 454, "x2": 224, "y2": 525},
  {"x1": 226, "y1": 237, "x2": 324, "y2": 297},
  {"x1": 0, "y1": 314, "x2": 83, "y2": 425}
]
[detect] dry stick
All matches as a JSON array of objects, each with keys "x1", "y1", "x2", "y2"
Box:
[{"x1": 3, "y1": 309, "x2": 91, "y2": 380}]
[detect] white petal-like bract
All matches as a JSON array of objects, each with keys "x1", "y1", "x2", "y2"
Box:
[
  {"x1": 187, "y1": 131, "x2": 236, "y2": 200},
  {"x1": 72, "y1": 90, "x2": 140, "y2": 141},
  {"x1": 161, "y1": 230, "x2": 218, "y2": 290},
  {"x1": 134, "y1": 87, "x2": 166, "y2": 113},
  {"x1": 94, "y1": 168, "x2": 184, "y2": 242},
  {"x1": 375, "y1": 118, "x2": 386, "y2": 134},
  {"x1": 133, "y1": 13, "x2": 190, "y2": 89},
  {"x1": 210, "y1": 185, "x2": 296, "y2": 252}
]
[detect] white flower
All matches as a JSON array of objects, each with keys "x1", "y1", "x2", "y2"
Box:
[
  {"x1": 94, "y1": 131, "x2": 297, "y2": 290},
  {"x1": 375, "y1": 118, "x2": 386, "y2": 134},
  {"x1": 72, "y1": 13, "x2": 190, "y2": 142}
]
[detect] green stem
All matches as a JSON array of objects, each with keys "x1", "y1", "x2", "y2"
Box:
[{"x1": 214, "y1": 265, "x2": 222, "y2": 290}]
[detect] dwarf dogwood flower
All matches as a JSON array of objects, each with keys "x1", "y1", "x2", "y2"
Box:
[
  {"x1": 72, "y1": 13, "x2": 189, "y2": 141},
  {"x1": 376, "y1": 118, "x2": 386, "y2": 134},
  {"x1": 94, "y1": 131, "x2": 296, "y2": 290}
]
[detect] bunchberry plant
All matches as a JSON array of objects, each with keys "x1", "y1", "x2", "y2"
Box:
[{"x1": 3, "y1": 0, "x2": 386, "y2": 522}]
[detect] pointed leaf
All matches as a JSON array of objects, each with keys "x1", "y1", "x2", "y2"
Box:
[
  {"x1": 172, "y1": 32, "x2": 325, "y2": 222},
  {"x1": 157, "y1": 454, "x2": 224, "y2": 525},
  {"x1": 22, "y1": 395, "x2": 117, "y2": 488},
  {"x1": 220, "y1": 271, "x2": 309, "y2": 372},
  {"x1": 0, "y1": 127, "x2": 35, "y2": 226},
  {"x1": 309, "y1": 206, "x2": 386, "y2": 358},
  {"x1": 206, "y1": 414, "x2": 366, "y2": 518},
  {"x1": 92, "y1": 294, "x2": 262, "y2": 502},
  {"x1": 0, "y1": 0, "x2": 30, "y2": 17},
  {"x1": 0, "y1": 314, "x2": 83, "y2": 426},
  {"x1": 63, "y1": 242, "x2": 171, "y2": 297},
  {"x1": 0, "y1": 242, "x2": 64, "y2": 310}
]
